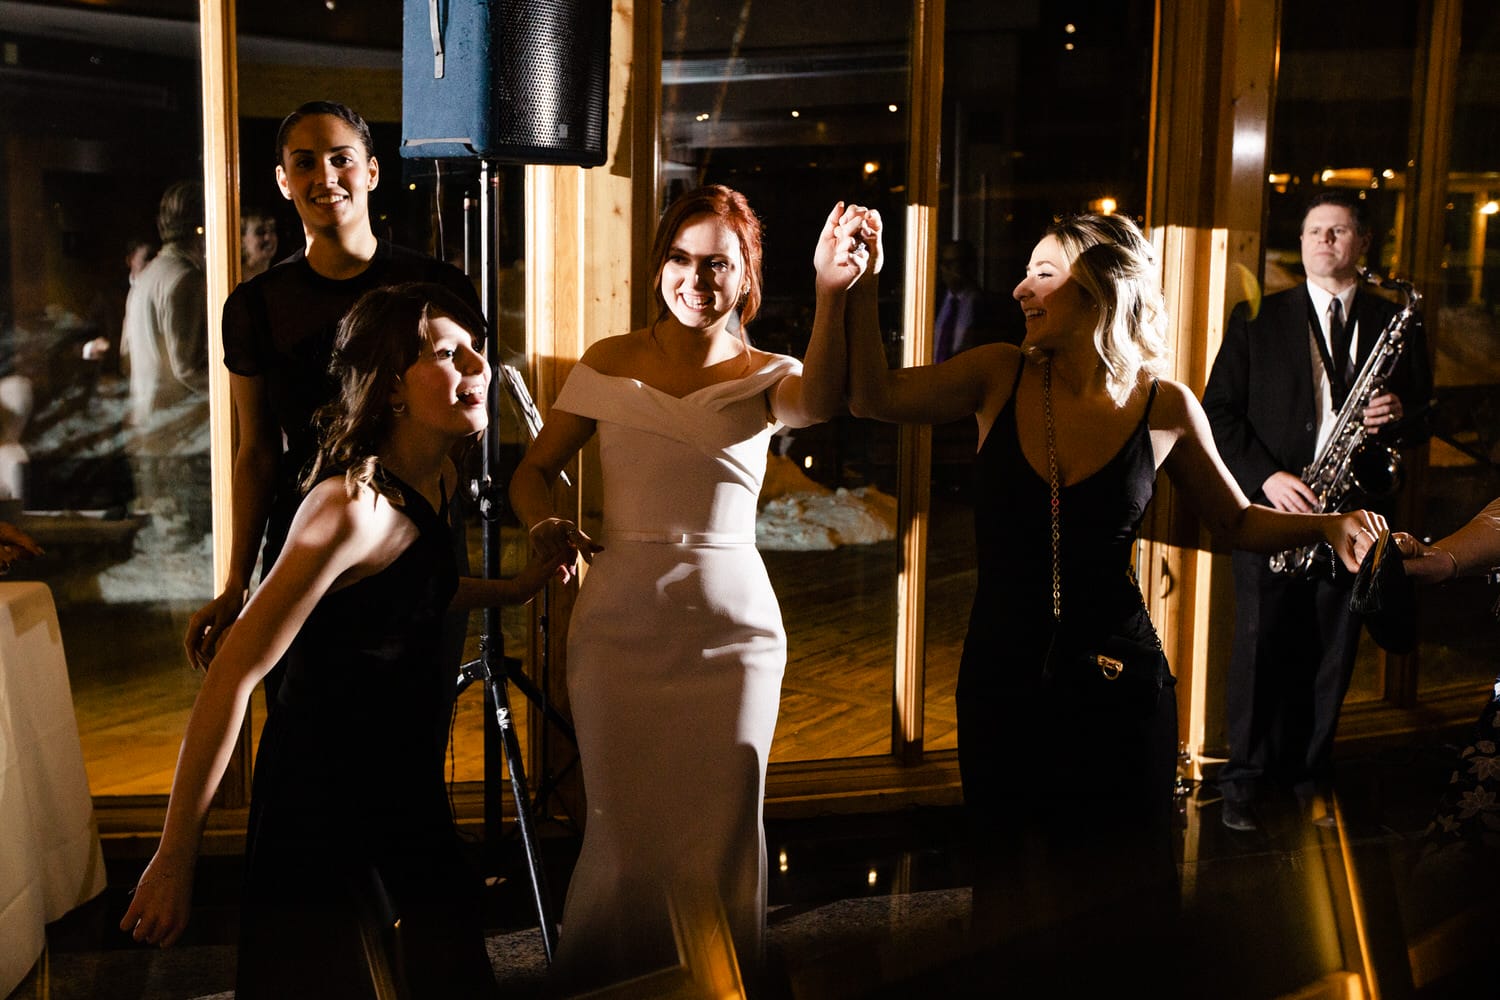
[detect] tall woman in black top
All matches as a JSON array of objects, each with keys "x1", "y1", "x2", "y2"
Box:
[
  {"x1": 841, "y1": 210, "x2": 1384, "y2": 985},
  {"x1": 185, "y1": 101, "x2": 480, "y2": 673}
]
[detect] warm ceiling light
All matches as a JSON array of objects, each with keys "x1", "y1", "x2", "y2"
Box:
[
  {"x1": 1481, "y1": 201, "x2": 1500, "y2": 216},
  {"x1": 1065, "y1": 23, "x2": 1077, "y2": 33},
  {"x1": 887, "y1": 104, "x2": 898, "y2": 113},
  {"x1": 863, "y1": 161, "x2": 879, "y2": 175},
  {"x1": 790, "y1": 110, "x2": 800, "y2": 118}
]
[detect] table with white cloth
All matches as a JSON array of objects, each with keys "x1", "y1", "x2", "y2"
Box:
[{"x1": 0, "y1": 581, "x2": 107, "y2": 997}]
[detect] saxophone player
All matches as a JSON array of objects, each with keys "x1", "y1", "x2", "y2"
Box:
[{"x1": 1203, "y1": 191, "x2": 1432, "y2": 833}]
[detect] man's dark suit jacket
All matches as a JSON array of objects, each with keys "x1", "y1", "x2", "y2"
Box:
[{"x1": 1203, "y1": 282, "x2": 1430, "y2": 509}]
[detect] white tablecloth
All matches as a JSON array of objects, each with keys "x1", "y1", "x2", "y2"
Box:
[{"x1": 0, "y1": 581, "x2": 106, "y2": 997}]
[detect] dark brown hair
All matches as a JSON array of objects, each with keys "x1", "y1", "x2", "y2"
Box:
[
  {"x1": 1301, "y1": 190, "x2": 1370, "y2": 235},
  {"x1": 305, "y1": 282, "x2": 486, "y2": 502},
  {"x1": 275, "y1": 100, "x2": 376, "y2": 166}
]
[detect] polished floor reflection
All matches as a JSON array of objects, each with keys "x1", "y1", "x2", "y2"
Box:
[{"x1": 22, "y1": 722, "x2": 1500, "y2": 999}]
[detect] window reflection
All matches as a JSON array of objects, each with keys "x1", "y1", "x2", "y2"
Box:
[
  {"x1": 923, "y1": 2, "x2": 1154, "y2": 751},
  {"x1": 1265, "y1": 1, "x2": 1500, "y2": 703},
  {"x1": 1419, "y1": 2, "x2": 1500, "y2": 695},
  {"x1": 1263, "y1": 3, "x2": 1421, "y2": 705},
  {"x1": 662, "y1": 2, "x2": 911, "y2": 761},
  {"x1": 2, "y1": 0, "x2": 525, "y2": 794},
  {"x1": 3, "y1": 2, "x2": 210, "y2": 796}
]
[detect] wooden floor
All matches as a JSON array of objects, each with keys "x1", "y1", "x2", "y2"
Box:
[{"x1": 63, "y1": 498, "x2": 979, "y2": 799}]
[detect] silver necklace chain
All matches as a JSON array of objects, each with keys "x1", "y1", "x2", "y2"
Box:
[{"x1": 1043, "y1": 359, "x2": 1062, "y2": 624}]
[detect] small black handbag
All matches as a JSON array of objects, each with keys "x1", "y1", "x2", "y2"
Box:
[
  {"x1": 1348, "y1": 527, "x2": 1417, "y2": 653},
  {"x1": 1041, "y1": 630, "x2": 1172, "y2": 717}
]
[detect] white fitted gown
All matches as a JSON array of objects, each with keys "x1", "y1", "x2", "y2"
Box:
[{"x1": 550, "y1": 357, "x2": 798, "y2": 986}]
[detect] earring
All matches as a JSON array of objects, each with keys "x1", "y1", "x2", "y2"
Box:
[{"x1": 392, "y1": 402, "x2": 407, "y2": 416}]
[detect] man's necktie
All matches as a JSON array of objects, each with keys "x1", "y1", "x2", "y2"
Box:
[
  {"x1": 934, "y1": 293, "x2": 957, "y2": 363},
  {"x1": 1329, "y1": 296, "x2": 1352, "y2": 383}
]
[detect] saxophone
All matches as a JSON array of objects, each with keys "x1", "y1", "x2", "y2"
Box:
[{"x1": 1268, "y1": 268, "x2": 1421, "y2": 576}]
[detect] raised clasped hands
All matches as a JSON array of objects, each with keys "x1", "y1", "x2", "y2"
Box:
[
  {"x1": 850, "y1": 204, "x2": 883, "y2": 277},
  {"x1": 528, "y1": 516, "x2": 602, "y2": 586},
  {"x1": 814, "y1": 202, "x2": 883, "y2": 295}
]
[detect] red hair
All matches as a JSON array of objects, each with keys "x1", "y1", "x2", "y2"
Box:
[{"x1": 649, "y1": 185, "x2": 765, "y2": 332}]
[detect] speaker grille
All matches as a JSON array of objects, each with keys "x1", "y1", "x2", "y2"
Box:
[{"x1": 496, "y1": 0, "x2": 609, "y2": 162}]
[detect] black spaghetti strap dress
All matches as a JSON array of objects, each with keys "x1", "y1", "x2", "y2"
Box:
[
  {"x1": 957, "y1": 370, "x2": 1180, "y2": 987},
  {"x1": 221, "y1": 246, "x2": 482, "y2": 709},
  {"x1": 235, "y1": 472, "x2": 497, "y2": 999}
]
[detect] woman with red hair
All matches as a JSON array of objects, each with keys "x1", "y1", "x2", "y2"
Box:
[{"x1": 510, "y1": 185, "x2": 864, "y2": 988}]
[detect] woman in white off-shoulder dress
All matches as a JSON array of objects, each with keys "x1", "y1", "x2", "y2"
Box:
[{"x1": 510, "y1": 185, "x2": 867, "y2": 988}]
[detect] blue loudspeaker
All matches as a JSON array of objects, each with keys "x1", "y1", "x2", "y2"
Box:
[{"x1": 401, "y1": 0, "x2": 610, "y2": 164}]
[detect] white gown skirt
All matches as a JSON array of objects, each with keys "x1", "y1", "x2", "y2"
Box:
[{"x1": 553, "y1": 536, "x2": 786, "y2": 987}]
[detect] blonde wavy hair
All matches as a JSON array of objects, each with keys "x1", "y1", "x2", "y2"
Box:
[{"x1": 1046, "y1": 214, "x2": 1171, "y2": 405}]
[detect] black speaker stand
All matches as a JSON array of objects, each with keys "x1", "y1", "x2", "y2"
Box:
[{"x1": 450, "y1": 159, "x2": 582, "y2": 964}]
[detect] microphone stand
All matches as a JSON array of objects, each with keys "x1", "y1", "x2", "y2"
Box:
[{"x1": 449, "y1": 159, "x2": 580, "y2": 963}]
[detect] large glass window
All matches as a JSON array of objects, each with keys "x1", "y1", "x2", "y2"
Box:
[
  {"x1": 1263, "y1": 1, "x2": 1500, "y2": 706},
  {"x1": 922, "y1": 2, "x2": 1154, "y2": 749},
  {"x1": 2, "y1": 0, "x2": 526, "y2": 797},
  {"x1": 1418, "y1": 3, "x2": 1500, "y2": 696},
  {"x1": 661, "y1": 1, "x2": 912, "y2": 761},
  {"x1": 236, "y1": 6, "x2": 532, "y2": 786},
  {"x1": 3, "y1": 2, "x2": 211, "y2": 796}
]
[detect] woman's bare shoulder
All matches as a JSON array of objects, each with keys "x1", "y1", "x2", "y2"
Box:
[
  {"x1": 1149, "y1": 377, "x2": 1196, "y2": 411},
  {"x1": 1145, "y1": 377, "x2": 1213, "y2": 433},
  {"x1": 295, "y1": 477, "x2": 403, "y2": 542},
  {"x1": 578, "y1": 330, "x2": 649, "y2": 374}
]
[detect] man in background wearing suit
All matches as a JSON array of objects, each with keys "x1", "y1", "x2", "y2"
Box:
[
  {"x1": 932, "y1": 239, "x2": 1012, "y2": 362},
  {"x1": 1203, "y1": 190, "x2": 1430, "y2": 833}
]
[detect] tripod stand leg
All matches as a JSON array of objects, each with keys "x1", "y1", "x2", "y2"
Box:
[{"x1": 485, "y1": 665, "x2": 560, "y2": 963}]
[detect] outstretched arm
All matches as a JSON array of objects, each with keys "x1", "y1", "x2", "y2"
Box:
[
  {"x1": 452, "y1": 549, "x2": 570, "y2": 609},
  {"x1": 1158, "y1": 380, "x2": 1384, "y2": 571},
  {"x1": 1389, "y1": 496, "x2": 1500, "y2": 584},
  {"x1": 769, "y1": 203, "x2": 866, "y2": 427},
  {"x1": 843, "y1": 206, "x2": 1011, "y2": 427},
  {"x1": 122, "y1": 484, "x2": 381, "y2": 947},
  {"x1": 508, "y1": 407, "x2": 601, "y2": 585}
]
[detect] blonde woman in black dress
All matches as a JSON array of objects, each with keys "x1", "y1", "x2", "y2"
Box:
[{"x1": 841, "y1": 208, "x2": 1384, "y2": 989}]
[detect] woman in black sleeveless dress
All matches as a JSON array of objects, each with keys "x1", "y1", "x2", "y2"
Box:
[
  {"x1": 121, "y1": 284, "x2": 563, "y2": 997},
  {"x1": 840, "y1": 211, "x2": 1385, "y2": 987}
]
